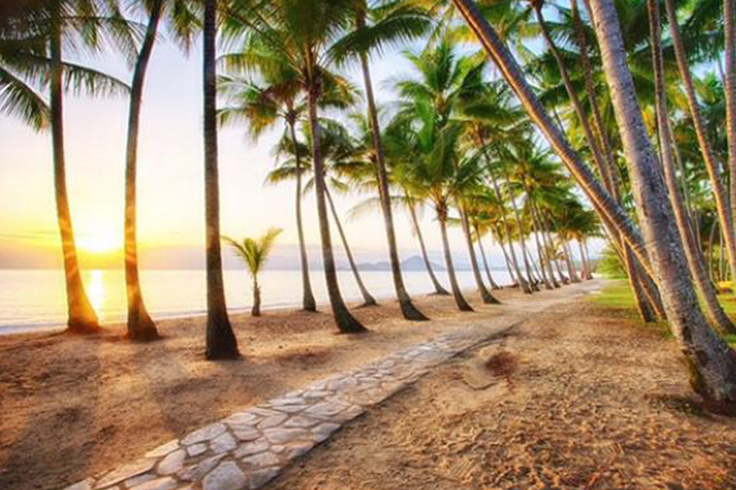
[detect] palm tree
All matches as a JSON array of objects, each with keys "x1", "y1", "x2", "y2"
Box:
[
  {"x1": 220, "y1": 0, "x2": 367, "y2": 333},
  {"x1": 648, "y1": 0, "x2": 736, "y2": 335},
  {"x1": 340, "y1": 0, "x2": 433, "y2": 320},
  {"x1": 203, "y1": 0, "x2": 239, "y2": 359},
  {"x1": 394, "y1": 39, "x2": 498, "y2": 304},
  {"x1": 392, "y1": 112, "x2": 477, "y2": 312},
  {"x1": 123, "y1": 0, "x2": 199, "y2": 341},
  {"x1": 8, "y1": 0, "x2": 134, "y2": 334},
  {"x1": 586, "y1": 0, "x2": 736, "y2": 405},
  {"x1": 217, "y1": 69, "x2": 319, "y2": 312},
  {"x1": 268, "y1": 121, "x2": 378, "y2": 307},
  {"x1": 224, "y1": 228, "x2": 282, "y2": 317}
]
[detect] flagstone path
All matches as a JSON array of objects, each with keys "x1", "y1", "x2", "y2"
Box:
[{"x1": 61, "y1": 317, "x2": 517, "y2": 490}]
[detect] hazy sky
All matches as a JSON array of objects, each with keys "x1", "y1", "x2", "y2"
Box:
[{"x1": 0, "y1": 26, "x2": 593, "y2": 270}]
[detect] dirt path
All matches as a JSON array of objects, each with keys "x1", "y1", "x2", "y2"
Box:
[
  {"x1": 265, "y1": 291, "x2": 736, "y2": 490},
  {"x1": 0, "y1": 281, "x2": 594, "y2": 490}
]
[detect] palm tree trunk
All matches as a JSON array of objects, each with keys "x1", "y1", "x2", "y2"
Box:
[
  {"x1": 408, "y1": 197, "x2": 450, "y2": 295},
  {"x1": 324, "y1": 186, "x2": 377, "y2": 307},
  {"x1": 531, "y1": 199, "x2": 559, "y2": 287},
  {"x1": 450, "y1": 0, "x2": 655, "y2": 281},
  {"x1": 588, "y1": 0, "x2": 736, "y2": 406},
  {"x1": 496, "y1": 228, "x2": 519, "y2": 285},
  {"x1": 123, "y1": 0, "x2": 162, "y2": 342},
  {"x1": 459, "y1": 206, "x2": 499, "y2": 303},
  {"x1": 709, "y1": 220, "x2": 718, "y2": 282},
  {"x1": 306, "y1": 70, "x2": 367, "y2": 334},
  {"x1": 484, "y1": 149, "x2": 530, "y2": 293},
  {"x1": 524, "y1": 187, "x2": 553, "y2": 290},
  {"x1": 724, "y1": 0, "x2": 736, "y2": 275},
  {"x1": 623, "y1": 245, "x2": 657, "y2": 322},
  {"x1": 563, "y1": 240, "x2": 581, "y2": 283},
  {"x1": 252, "y1": 279, "x2": 261, "y2": 317},
  {"x1": 357, "y1": 19, "x2": 426, "y2": 320},
  {"x1": 204, "y1": 0, "x2": 239, "y2": 359},
  {"x1": 288, "y1": 118, "x2": 317, "y2": 312},
  {"x1": 475, "y1": 225, "x2": 501, "y2": 289},
  {"x1": 50, "y1": 2, "x2": 99, "y2": 335},
  {"x1": 438, "y1": 208, "x2": 473, "y2": 311},
  {"x1": 501, "y1": 164, "x2": 537, "y2": 290},
  {"x1": 578, "y1": 240, "x2": 591, "y2": 280},
  {"x1": 648, "y1": 0, "x2": 736, "y2": 335},
  {"x1": 663, "y1": 0, "x2": 736, "y2": 295}
]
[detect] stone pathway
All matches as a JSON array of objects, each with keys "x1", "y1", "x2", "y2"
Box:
[{"x1": 62, "y1": 321, "x2": 514, "y2": 490}]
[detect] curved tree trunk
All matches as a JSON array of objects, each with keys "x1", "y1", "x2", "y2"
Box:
[
  {"x1": 357, "y1": 23, "x2": 427, "y2": 320},
  {"x1": 663, "y1": 0, "x2": 736, "y2": 295},
  {"x1": 306, "y1": 75, "x2": 367, "y2": 333},
  {"x1": 578, "y1": 240, "x2": 591, "y2": 280},
  {"x1": 288, "y1": 119, "x2": 317, "y2": 312},
  {"x1": 496, "y1": 229, "x2": 518, "y2": 285},
  {"x1": 484, "y1": 150, "x2": 531, "y2": 293},
  {"x1": 123, "y1": 0, "x2": 162, "y2": 342},
  {"x1": 563, "y1": 240, "x2": 581, "y2": 283},
  {"x1": 408, "y1": 198, "x2": 450, "y2": 295},
  {"x1": 203, "y1": 0, "x2": 239, "y2": 359},
  {"x1": 647, "y1": 0, "x2": 736, "y2": 335},
  {"x1": 475, "y1": 226, "x2": 501, "y2": 289},
  {"x1": 50, "y1": 2, "x2": 100, "y2": 335},
  {"x1": 501, "y1": 164, "x2": 537, "y2": 290},
  {"x1": 438, "y1": 209, "x2": 473, "y2": 311},
  {"x1": 531, "y1": 199, "x2": 560, "y2": 287},
  {"x1": 722, "y1": 0, "x2": 736, "y2": 284},
  {"x1": 589, "y1": 0, "x2": 736, "y2": 406},
  {"x1": 459, "y1": 206, "x2": 499, "y2": 303},
  {"x1": 451, "y1": 0, "x2": 656, "y2": 282},
  {"x1": 324, "y1": 186, "x2": 377, "y2": 307}
]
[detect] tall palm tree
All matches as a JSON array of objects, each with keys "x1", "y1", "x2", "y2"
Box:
[
  {"x1": 203, "y1": 0, "x2": 239, "y2": 359},
  {"x1": 220, "y1": 0, "x2": 367, "y2": 333},
  {"x1": 223, "y1": 228, "x2": 282, "y2": 317},
  {"x1": 123, "y1": 0, "x2": 199, "y2": 341},
  {"x1": 217, "y1": 69, "x2": 319, "y2": 312},
  {"x1": 392, "y1": 112, "x2": 477, "y2": 312},
  {"x1": 341, "y1": 0, "x2": 433, "y2": 320},
  {"x1": 395, "y1": 39, "x2": 498, "y2": 304},
  {"x1": 8, "y1": 0, "x2": 134, "y2": 334},
  {"x1": 648, "y1": 0, "x2": 736, "y2": 335},
  {"x1": 586, "y1": 0, "x2": 736, "y2": 405}
]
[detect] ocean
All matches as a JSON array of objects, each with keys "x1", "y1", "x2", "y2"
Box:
[{"x1": 0, "y1": 269, "x2": 514, "y2": 334}]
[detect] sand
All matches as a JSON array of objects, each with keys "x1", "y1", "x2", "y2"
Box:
[
  {"x1": 0, "y1": 285, "x2": 546, "y2": 490},
  {"x1": 265, "y1": 293, "x2": 736, "y2": 490}
]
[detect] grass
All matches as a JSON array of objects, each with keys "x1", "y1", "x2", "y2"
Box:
[{"x1": 590, "y1": 279, "x2": 736, "y2": 346}]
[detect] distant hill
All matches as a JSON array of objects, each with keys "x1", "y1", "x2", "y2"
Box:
[{"x1": 351, "y1": 255, "x2": 445, "y2": 272}]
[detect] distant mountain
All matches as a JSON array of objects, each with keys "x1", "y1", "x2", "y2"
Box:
[{"x1": 352, "y1": 255, "x2": 445, "y2": 272}]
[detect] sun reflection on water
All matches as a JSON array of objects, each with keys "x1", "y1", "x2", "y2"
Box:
[{"x1": 87, "y1": 270, "x2": 106, "y2": 314}]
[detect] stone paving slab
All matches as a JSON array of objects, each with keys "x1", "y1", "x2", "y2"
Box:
[{"x1": 61, "y1": 321, "x2": 511, "y2": 490}]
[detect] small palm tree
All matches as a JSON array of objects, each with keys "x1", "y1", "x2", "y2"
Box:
[{"x1": 224, "y1": 228, "x2": 283, "y2": 317}]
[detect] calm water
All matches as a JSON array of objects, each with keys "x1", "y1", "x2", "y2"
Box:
[{"x1": 0, "y1": 269, "x2": 513, "y2": 334}]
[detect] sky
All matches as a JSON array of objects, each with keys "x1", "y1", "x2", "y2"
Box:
[{"x1": 0, "y1": 23, "x2": 595, "y2": 271}]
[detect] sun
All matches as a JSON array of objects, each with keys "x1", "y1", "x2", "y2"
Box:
[{"x1": 78, "y1": 232, "x2": 121, "y2": 254}]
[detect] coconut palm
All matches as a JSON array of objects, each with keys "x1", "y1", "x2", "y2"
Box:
[
  {"x1": 394, "y1": 39, "x2": 499, "y2": 304},
  {"x1": 122, "y1": 0, "x2": 199, "y2": 341},
  {"x1": 220, "y1": 0, "x2": 367, "y2": 333},
  {"x1": 224, "y1": 228, "x2": 282, "y2": 317},
  {"x1": 391, "y1": 109, "x2": 479, "y2": 311},
  {"x1": 203, "y1": 0, "x2": 239, "y2": 359},
  {"x1": 338, "y1": 0, "x2": 434, "y2": 320},
  {"x1": 2, "y1": 0, "x2": 135, "y2": 334}
]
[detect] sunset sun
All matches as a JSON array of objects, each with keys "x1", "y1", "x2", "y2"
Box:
[{"x1": 78, "y1": 233, "x2": 121, "y2": 254}]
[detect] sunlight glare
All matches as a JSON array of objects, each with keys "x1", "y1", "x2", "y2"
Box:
[
  {"x1": 86, "y1": 270, "x2": 106, "y2": 314},
  {"x1": 78, "y1": 232, "x2": 121, "y2": 254}
]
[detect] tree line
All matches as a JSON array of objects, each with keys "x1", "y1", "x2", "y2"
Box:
[{"x1": 2, "y1": 0, "x2": 736, "y2": 409}]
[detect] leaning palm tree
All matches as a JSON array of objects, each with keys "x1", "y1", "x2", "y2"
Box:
[
  {"x1": 392, "y1": 111, "x2": 478, "y2": 312},
  {"x1": 336, "y1": 0, "x2": 433, "y2": 320},
  {"x1": 452, "y1": 0, "x2": 736, "y2": 405},
  {"x1": 223, "y1": 228, "x2": 282, "y2": 317},
  {"x1": 203, "y1": 0, "x2": 239, "y2": 359},
  {"x1": 220, "y1": 0, "x2": 367, "y2": 333}
]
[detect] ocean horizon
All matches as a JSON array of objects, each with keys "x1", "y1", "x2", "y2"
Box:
[{"x1": 0, "y1": 268, "x2": 514, "y2": 334}]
